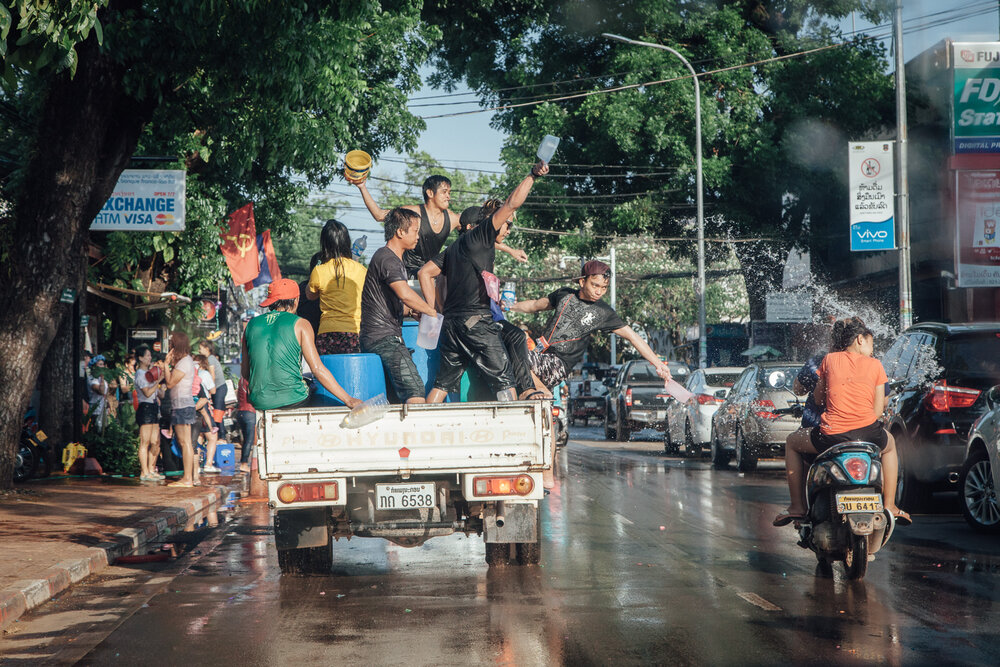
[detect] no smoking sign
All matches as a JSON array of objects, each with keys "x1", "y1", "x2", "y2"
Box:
[{"x1": 861, "y1": 158, "x2": 880, "y2": 178}]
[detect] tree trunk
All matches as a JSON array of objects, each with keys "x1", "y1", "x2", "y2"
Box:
[
  {"x1": 0, "y1": 36, "x2": 154, "y2": 489},
  {"x1": 732, "y1": 240, "x2": 790, "y2": 321},
  {"x1": 39, "y1": 292, "x2": 77, "y2": 448}
]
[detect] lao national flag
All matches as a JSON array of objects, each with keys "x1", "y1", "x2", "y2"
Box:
[
  {"x1": 243, "y1": 229, "x2": 282, "y2": 291},
  {"x1": 219, "y1": 204, "x2": 259, "y2": 285}
]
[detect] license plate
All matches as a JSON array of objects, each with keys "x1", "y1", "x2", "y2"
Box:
[
  {"x1": 835, "y1": 492, "x2": 883, "y2": 514},
  {"x1": 376, "y1": 483, "x2": 436, "y2": 511}
]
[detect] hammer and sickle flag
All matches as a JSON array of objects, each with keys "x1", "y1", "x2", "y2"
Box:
[{"x1": 220, "y1": 203, "x2": 260, "y2": 285}]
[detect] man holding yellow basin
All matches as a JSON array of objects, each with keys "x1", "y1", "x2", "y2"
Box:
[{"x1": 347, "y1": 152, "x2": 529, "y2": 278}]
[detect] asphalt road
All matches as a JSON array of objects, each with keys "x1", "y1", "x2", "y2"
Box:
[{"x1": 5, "y1": 425, "x2": 1000, "y2": 666}]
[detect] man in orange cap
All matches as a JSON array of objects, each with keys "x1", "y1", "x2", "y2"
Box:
[{"x1": 241, "y1": 278, "x2": 361, "y2": 410}]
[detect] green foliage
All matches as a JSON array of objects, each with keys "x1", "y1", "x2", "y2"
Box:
[
  {"x1": 82, "y1": 404, "x2": 140, "y2": 476},
  {"x1": 0, "y1": 0, "x2": 107, "y2": 79}
]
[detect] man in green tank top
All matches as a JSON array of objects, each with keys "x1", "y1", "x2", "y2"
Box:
[{"x1": 241, "y1": 278, "x2": 361, "y2": 410}]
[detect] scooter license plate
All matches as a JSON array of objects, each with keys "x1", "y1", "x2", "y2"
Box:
[{"x1": 835, "y1": 493, "x2": 883, "y2": 513}]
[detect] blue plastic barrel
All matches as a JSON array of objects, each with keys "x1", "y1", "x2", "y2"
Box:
[
  {"x1": 215, "y1": 443, "x2": 236, "y2": 469},
  {"x1": 402, "y1": 320, "x2": 441, "y2": 394},
  {"x1": 314, "y1": 353, "x2": 387, "y2": 406}
]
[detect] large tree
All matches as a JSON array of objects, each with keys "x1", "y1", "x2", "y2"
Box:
[
  {"x1": 425, "y1": 0, "x2": 894, "y2": 319},
  {"x1": 0, "y1": 0, "x2": 436, "y2": 487}
]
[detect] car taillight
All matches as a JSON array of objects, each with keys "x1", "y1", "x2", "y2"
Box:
[
  {"x1": 276, "y1": 482, "x2": 339, "y2": 504},
  {"x1": 923, "y1": 380, "x2": 981, "y2": 412},
  {"x1": 753, "y1": 399, "x2": 778, "y2": 419},
  {"x1": 625, "y1": 388, "x2": 632, "y2": 407},
  {"x1": 551, "y1": 406, "x2": 561, "y2": 417},
  {"x1": 696, "y1": 394, "x2": 723, "y2": 405},
  {"x1": 473, "y1": 474, "x2": 534, "y2": 496},
  {"x1": 843, "y1": 457, "x2": 869, "y2": 481}
]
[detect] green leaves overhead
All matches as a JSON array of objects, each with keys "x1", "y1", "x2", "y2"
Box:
[{"x1": 0, "y1": 0, "x2": 107, "y2": 81}]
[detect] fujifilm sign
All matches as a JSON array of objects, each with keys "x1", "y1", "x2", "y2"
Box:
[{"x1": 953, "y1": 42, "x2": 1000, "y2": 153}]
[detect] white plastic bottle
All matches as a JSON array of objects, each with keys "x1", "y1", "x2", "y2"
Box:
[
  {"x1": 500, "y1": 281, "x2": 516, "y2": 309},
  {"x1": 340, "y1": 393, "x2": 389, "y2": 428},
  {"x1": 351, "y1": 235, "x2": 367, "y2": 260}
]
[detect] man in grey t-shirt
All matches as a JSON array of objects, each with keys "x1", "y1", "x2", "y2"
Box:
[{"x1": 359, "y1": 208, "x2": 438, "y2": 403}]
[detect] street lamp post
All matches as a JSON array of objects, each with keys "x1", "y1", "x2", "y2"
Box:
[{"x1": 602, "y1": 33, "x2": 706, "y2": 369}]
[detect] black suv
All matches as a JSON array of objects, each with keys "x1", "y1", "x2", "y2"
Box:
[
  {"x1": 604, "y1": 360, "x2": 689, "y2": 441},
  {"x1": 883, "y1": 322, "x2": 1000, "y2": 510}
]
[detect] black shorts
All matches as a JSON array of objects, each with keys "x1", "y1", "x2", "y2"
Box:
[
  {"x1": 433, "y1": 314, "x2": 514, "y2": 395},
  {"x1": 810, "y1": 422, "x2": 888, "y2": 453},
  {"x1": 363, "y1": 336, "x2": 425, "y2": 402},
  {"x1": 136, "y1": 402, "x2": 160, "y2": 426}
]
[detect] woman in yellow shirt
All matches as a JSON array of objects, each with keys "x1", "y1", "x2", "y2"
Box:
[{"x1": 306, "y1": 219, "x2": 368, "y2": 354}]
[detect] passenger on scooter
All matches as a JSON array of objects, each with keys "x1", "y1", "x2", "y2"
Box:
[{"x1": 774, "y1": 317, "x2": 912, "y2": 527}]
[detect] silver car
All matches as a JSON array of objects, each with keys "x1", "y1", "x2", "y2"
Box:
[
  {"x1": 960, "y1": 385, "x2": 1000, "y2": 532},
  {"x1": 663, "y1": 367, "x2": 744, "y2": 457}
]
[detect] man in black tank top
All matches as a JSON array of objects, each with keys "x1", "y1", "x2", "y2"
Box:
[{"x1": 354, "y1": 173, "x2": 529, "y2": 278}]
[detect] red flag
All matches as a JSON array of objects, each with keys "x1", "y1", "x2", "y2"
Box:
[
  {"x1": 243, "y1": 229, "x2": 283, "y2": 291},
  {"x1": 219, "y1": 203, "x2": 260, "y2": 285}
]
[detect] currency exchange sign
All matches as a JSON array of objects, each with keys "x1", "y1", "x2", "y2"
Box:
[
  {"x1": 847, "y1": 141, "x2": 895, "y2": 251},
  {"x1": 90, "y1": 169, "x2": 186, "y2": 231}
]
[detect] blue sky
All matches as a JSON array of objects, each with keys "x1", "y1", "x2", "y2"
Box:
[{"x1": 333, "y1": 0, "x2": 1000, "y2": 256}]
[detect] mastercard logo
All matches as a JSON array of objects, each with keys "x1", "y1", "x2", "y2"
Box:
[{"x1": 156, "y1": 213, "x2": 175, "y2": 225}]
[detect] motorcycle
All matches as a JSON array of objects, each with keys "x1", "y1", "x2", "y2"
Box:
[
  {"x1": 15, "y1": 420, "x2": 54, "y2": 482},
  {"x1": 768, "y1": 370, "x2": 894, "y2": 580}
]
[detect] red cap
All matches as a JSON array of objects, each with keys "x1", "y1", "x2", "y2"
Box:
[
  {"x1": 259, "y1": 278, "x2": 300, "y2": 307},
  {"x1": 579, "y1": 260, "x2": 610, "y2": 279}
]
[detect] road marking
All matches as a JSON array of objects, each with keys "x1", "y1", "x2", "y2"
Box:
[{"x1": 737, "y1": 591, "x2": 782, "y2": 612}]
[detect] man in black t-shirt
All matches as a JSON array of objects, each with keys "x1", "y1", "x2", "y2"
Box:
[
  {"x1": 422, "y1": 161, "x2": 550, "y2": 403},
  {"x1": 359, "y1": 208, "x2": 439, "y2": 403},
  {"x1": 511, "y1": 260, "x2": 672, "y2": 392}
]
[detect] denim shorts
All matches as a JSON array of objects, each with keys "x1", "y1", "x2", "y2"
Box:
[
  {"x1": 136, "y1": 402, "x2": 160, "y2": 426},
  {"x1": 363, "y1": 336, "x2": 425, "y2": 402},
  {"x1": 171, "y1": 406, "x2": 197, "y2": 425}
]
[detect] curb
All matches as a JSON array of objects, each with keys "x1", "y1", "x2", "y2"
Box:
[{"x1": 0, "y1": 481, "x2": 238, "y2": 633}]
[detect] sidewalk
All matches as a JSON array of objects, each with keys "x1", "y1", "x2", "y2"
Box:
[{"x1": 0, "y1": 473, "x2": 243, "y2": 633}]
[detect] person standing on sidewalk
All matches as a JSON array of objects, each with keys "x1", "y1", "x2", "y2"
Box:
[
  {"x1": 306, "y1": 218, "x2": 367, "y2": 354},
  {"x1": 359, "y1": 208, "x2": 439, "y2": 404},
  {"x1": 134, "y1": 345, "x2": 164, "y2": 481},
  {"x1": 198, "y1": 339, "x2": 228, "y2": 441},
  {"x1": 164, "y1": 332, "x2": 200, "y2": 487},
  {"x1": 235, "y1": 377, "x2": 256, "y2": 473},
  {"x1": 242, "y1": 278, "x2": 362, "y2": 410}
]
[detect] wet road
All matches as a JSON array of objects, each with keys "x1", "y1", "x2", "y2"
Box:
[{"x1": 6, "y1": 425, "x2": 1000, "y2": 665}]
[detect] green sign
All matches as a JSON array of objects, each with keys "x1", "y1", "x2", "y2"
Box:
[
  {"x1": 59, "y1": 288, "x2": 77, "y2": 303},
  {"x1": 80, "y1": 315, "x2": 89, "y2": 327},
  {"x1": 952, "y1": 42, "x2": 1000, "y2": 153}
]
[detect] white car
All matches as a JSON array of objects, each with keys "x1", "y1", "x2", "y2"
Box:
[{"x1": 663, "y1": 366, "x2": 745, "y2": 457}]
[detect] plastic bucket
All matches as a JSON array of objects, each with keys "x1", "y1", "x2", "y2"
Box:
[
  {"x1": 417, "y1": 313, "x2": 444, "y2": 349},
  {"x1": 314, "y1": 353, "x2": 387, "y2": 406},
  {"x1": 344, "y1": 150, "x2": 372, "y2": 183}
]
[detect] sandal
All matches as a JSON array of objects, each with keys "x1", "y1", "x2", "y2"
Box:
[
  {"x1": 890, "y1": 509, "x2": 912, "y2": 526},
  {"x1": 168, "y1": 481, "x2": 194, "y2": 488},
  {"x1": 773, "y1": 510, "x2": 806, "y2": 527}
]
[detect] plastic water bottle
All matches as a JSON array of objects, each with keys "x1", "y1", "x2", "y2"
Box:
[
  {"x1": 340, "y1": 393, "x2": 389, "y2": 429},
  {"x1": 500, "y1": 281, "x2": 516, "y2": 310},
  {"x1": 536, "y1": 135, "x2": 560, "y2": 163},
  {"x1": 351, "y1": 235, "x2": 367, "y2": 260}
]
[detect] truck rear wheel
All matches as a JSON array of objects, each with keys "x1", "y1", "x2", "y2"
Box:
[
  {"x1": 277, "y1": 543, "x2": 332, "y2": 575},
  {"x1": 486, "y1": 542, "x2": 512, "y2": 567}
]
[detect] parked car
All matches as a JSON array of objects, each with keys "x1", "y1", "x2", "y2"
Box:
[
  {"x1": 882, "y1": 322, "x2": 1000, "y2": 510},
  {"x1": 604, "y1": 360, "x2": 690, "y2": 441},
  {"x1": 710, "y1": 361, "x2": 803, "y2": 471},
  {"x1": 959, "y1": 385, "x2": 1000, "y2": 532},
  {"x1": 663, "y1": 366, "x2": 745, "y2": 457},
  {"x1": 568, "y1": 379, "x2": 606, "y2": 426}
]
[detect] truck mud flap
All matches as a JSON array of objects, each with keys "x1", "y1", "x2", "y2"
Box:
[
  {"x1": 485, "y1": 502, "x2": 537, "y2": 543},
  {"x1": 274, "y1": 508, "x2": 329, "y2": 550}
]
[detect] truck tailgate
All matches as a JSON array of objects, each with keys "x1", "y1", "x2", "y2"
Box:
[{"x1": 259, "y1": 401, "x2": 550, "y2": 477}]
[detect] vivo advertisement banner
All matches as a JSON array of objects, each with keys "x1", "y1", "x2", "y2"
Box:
[
  {"x1": 952, "y1": 42, "x2": 1000, "y2": 154},
  {"x1": 955, "y1": 170, "x2": 1000, "y2": 287},
  {"x1": 90, "y1": 169, "x2": 186, "y2": 232},
  {"x1": 848, "y1": 141, "x2": 895, "y2": 251}
]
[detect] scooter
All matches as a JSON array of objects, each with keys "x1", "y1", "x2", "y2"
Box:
[{"x1": 796, "y1": 440, "x2": 895, "y2": 580}]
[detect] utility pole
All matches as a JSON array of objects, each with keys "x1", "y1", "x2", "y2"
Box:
[
  {"x1": 610, "y1": 246, "x2": 617, "y2": 365},
  {"x1": 894, "y1": 0, "x2": 913, "y2": 330}
]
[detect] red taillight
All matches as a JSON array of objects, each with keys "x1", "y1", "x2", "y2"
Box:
[
  {"x1": 753, "y1": 399, "x2": 778, "y2": 419},
  {"x1": 551, "y1": 406, "x2": 561, "y2": 417},
  {"x1": 923, "y1": 380, "x2": 981, "y2": 412},
  {"x1": 276, "y1": 482, "x2": 339, "y2": 504},
  {"x1": 625, "y1": 388, "x2": 633, "y2": 407},
  {"x1": 844, "y1": 457, "x2": 869, "y2": 481},
  {"x1": 696, "y1": 393, "x2": 723, "y2": 405},
  {"x1": 473, "y1": 474, "x2": 534, "y2": 496}
]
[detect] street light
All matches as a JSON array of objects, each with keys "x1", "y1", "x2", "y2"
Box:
[{"x1": 602, "y1": 33, "x2": 706, "y2": 369}]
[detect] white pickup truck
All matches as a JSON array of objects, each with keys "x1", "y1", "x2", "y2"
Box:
[{"x1": 257, "y1": 400, "x2": 554, "y2": 573}]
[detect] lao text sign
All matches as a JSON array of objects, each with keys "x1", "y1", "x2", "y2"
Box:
[
  {"x1": 848, "y1": 141, "x2": 895, "y2": 251},
  {"x1": 955, "y1": 170, "x2": 1000, "y2": 287},
  {"x1": 91, "y1": 170, "x2": 186, "y2": 231},
  {"x1": 952, "y1": 42, "x2": 1000, "y2": 153},
  {"x1": 765, "y1": 291, "x2": 812, "y2": 323}
]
